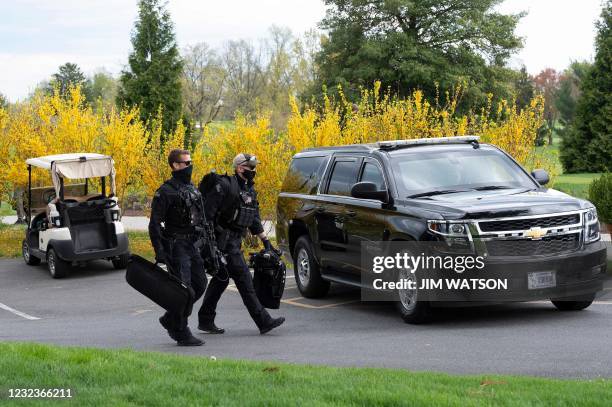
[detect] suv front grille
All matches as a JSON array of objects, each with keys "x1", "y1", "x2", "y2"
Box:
[
  {"x1": 485, "y1": 234, "x2": 580, "y2": 257},
  {"x1": 478, "y1": 214, "x2": 580, "y2": 232}
]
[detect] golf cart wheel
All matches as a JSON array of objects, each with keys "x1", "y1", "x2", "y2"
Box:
[
  {"x1": 293, "y1": 236, "x2": 330, "y2": 298},
  {"x1": 551, "y1": 293, "x2": 596, "y2": 311},
  {"x1": 112, "y1": 253, "x2": 130, "y2": 270},
  {"x1": 22, "y1": 239, "x2": 41, "y2": 266},
  {"x1": 47, "y1": 248, "x2": 70, "y2": 279}
]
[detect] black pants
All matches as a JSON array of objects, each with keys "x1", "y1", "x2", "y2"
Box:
[
  {"x1": 198, "y1": 244, "x2": 271, "y2": 329},
  {"x1": 162, "y1": 238, "x2": 207, "y2": 338}
]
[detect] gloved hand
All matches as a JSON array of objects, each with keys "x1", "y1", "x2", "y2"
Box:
[{"x1": 155, "y1": 253, "x2": 168, "y2": 271}]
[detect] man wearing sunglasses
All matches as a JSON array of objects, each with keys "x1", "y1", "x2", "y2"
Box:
[
  {"x1": 149, "y1": 149, "x2": 207, "y2": 346},
  {"x1": 197, "y1": 153, "x2": 285, "y2": 335}
]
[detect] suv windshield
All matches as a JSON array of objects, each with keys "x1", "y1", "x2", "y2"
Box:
[{"x1": 389, "y1": 147, "x2": 537, "y2": 198}]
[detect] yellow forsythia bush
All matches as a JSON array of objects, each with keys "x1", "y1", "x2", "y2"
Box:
[
  {"x1": 0, "y1": 87, "x2": 148, "y2": 208},
  {"x1": 1, "y1": 82, "x2": 550, "y2": 224}
]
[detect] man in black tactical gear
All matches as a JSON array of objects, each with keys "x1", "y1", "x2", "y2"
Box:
[
  {"x1": 149, "y1": 149, "x2": 207, "y2": 346},
  {"x1": 197, "y1": 153, "x2": 285, "y2": 335}
]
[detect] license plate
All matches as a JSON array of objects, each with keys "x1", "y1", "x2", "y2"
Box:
[{"x1": 528, "y1": 271, "x2": 556, "y2": 290}]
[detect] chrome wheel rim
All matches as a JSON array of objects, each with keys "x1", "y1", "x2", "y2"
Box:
[
  {"x1": 398, "y1": 265, "x2": 418, "y2": 312},
  {"x1": 48, "y1": 252, "x2": 56, "y2": 276},
  {"x1": 22, "y1": 241, "x2": 30, "y2": 262},
  {"x1": 296, "y1": 248, "x2": 311, "y2": 287}
]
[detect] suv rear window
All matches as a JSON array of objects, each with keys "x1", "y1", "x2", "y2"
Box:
[
  {"x1": 327, "y1": 159, "x2": 360, "y2": 196},
  {"x1": 282, "y1": 156, "x2": 327, "y2": 194}
]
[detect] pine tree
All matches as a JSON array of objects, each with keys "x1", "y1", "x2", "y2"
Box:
[
  {"x1": 561, "y1": 2, "x2": 612, "y2": 173},
  {"x1": 117, "y1": 0, "x2": 183, "y2": 137}
]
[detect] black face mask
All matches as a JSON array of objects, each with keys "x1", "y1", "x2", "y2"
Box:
[
  {"x1": 242, "y1": 169, "x2": 256, "y2": 181},
  {"x1": 173, "y1": 165, "x2": 193, "y2": 184}
]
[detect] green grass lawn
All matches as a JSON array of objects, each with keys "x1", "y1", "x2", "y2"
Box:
[
  {"x1": 0, "y1": 342, "x2": 611, "y2": 406},
  {"x1": 553, "y1": 173, "x2": 602, "y2": 200},
  {"x1": 0, "y1": 201, "x2": 16, "y2": 217},
  {"x1": 534, "y1": 137, "x2": 604, "y2": 200}
]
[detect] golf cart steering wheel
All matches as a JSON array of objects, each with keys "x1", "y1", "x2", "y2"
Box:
[{"x1": 86, "y1": 194, "x2": 105, "y2": 202}]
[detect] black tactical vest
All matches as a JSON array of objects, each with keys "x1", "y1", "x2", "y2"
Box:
[{"x1": 165, "y1": 178, "x2": 205, "y2": 231}]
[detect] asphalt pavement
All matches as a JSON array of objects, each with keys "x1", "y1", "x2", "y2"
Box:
[{"x1": 1, "y1": 257, "x2": 611, "y2": 379}]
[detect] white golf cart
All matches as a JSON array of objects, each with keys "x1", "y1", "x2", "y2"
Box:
[{"x1": 21, "y1": 153, "x2": 130, "y2": 278}]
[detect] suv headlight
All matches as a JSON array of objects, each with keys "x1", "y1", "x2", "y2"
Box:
[
  {"x1": 427, "y1": 220, "x2": 473, "y2": 253},
  {"x1": 584, "y1": 207, "x2": 600, "y2": 243}
]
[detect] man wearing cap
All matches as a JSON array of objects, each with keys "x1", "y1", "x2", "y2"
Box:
[{"x1": 197, "y1": 153, "x2": 285, "y2": 334}]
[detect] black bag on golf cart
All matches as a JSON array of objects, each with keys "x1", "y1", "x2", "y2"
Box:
[
  {"x1": 249, "y1": 249, "x2": 286, "y2": 309},
  {"x1": 125, "y1": 254, "x2": 194, "y2": 316}
]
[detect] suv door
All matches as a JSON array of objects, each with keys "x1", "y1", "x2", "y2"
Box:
[
  {"x1": 315, "y1": 156, "x2": 362, "y2": 273},
  {"x1": 344, "y1": 158, "x2": 390, "y2": 276}
]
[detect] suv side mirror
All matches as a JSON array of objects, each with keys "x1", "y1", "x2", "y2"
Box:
[
  {"x1": 531, "y1": 169, "x2": 549, "y2": 186},
  {"x1": 351, "y1": 182, "x2": 389, "y2": 202}
]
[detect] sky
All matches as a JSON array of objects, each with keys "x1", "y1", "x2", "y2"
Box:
[{"x1": 0, "y1": 0, "x2": 605, "y2": 102}]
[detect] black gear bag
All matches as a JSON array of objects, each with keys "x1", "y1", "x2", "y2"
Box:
[
  {"x1": 125, "y1": 254, "x2": 194, "y2": 316},
  {"x1": 249, "y1": 249, "x2": 286, "y2": 309}
]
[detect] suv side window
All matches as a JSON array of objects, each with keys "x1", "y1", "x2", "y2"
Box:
[
  {"x1": 360, "y1": 162, "x2": 386, "y2": 190},
  {"x1": 282, "y1": 156, "x2": 327, "y2": 194},
  {"x1": 326, "y1": 159, "x2": 360, "y2": 196}
]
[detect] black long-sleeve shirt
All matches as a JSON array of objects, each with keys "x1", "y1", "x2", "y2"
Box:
[{"x1": 148, "y1": 179, "x2": 197, "y2": 261}]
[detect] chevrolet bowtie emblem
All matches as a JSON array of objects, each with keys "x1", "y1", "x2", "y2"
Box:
[{"x1": 524, "y1": 227, "x2": 546, "y2": 240}]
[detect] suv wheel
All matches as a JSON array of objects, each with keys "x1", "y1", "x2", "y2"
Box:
[
  {"x1": 47, "y1": 248, "x2": 70, "y2": 279},
  {"x1": 395, "y1": 259, "x2": 431, "y2": 324},
  {"x1": 293, "y1": 236, "x2": 330, "y2": 298},
  {"x1": 551, "y1": 293, "x2": 596, "y2": 311},
  {"x1": 112, "y1": 253, "x2": 130, "y2": 270},
  {"x1": 22, "y1": 240, "x2": 41, "y2": 266}
]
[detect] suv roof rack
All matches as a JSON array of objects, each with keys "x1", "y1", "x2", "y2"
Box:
[{"x1": 376, "y1": 136, "x2": 480, "y2": 150}]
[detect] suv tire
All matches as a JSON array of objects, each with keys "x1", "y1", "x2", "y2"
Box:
[
  {"x1": 551, "y1": 293, "x2": 595, "y2": 311},
  {"x1": 22, "y1": 239, "x2": 41, "y2": 266},
  {"x1": 394, "y1": 252, "x2": 431, "y2": 324},
  {"x1": 112, "y1": 253, "x2": 130, "y2": 270},
  {"x1": 293, "y1": 236, "x2": 330, "y2": 298},
  {"x1": 47, "y1": 248, "x2": 70, "y2": 279}
]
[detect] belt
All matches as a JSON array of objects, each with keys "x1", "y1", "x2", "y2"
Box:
[{"x1": 168, "y1": 232, "x2": 195, "y2": 240}]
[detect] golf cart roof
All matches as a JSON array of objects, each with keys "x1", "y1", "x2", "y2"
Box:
[
  {"x1": 25, "y1": 153, "x2": 116, "y2": 196},
  {"x1": 26, "y1": 153, "x2": 111, "y2": 170}
]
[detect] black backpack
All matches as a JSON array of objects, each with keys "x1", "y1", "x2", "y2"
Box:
[{"x1": 198, "y1": 171, "x2": 240, "y2": 226}]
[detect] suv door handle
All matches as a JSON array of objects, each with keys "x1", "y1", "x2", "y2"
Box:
[
  {"x1": 315, "y1": 206, "x2": 325, "y2": 213},
  {"x1": 345, "y1": 210, "x2": 356, "y2": 218}
]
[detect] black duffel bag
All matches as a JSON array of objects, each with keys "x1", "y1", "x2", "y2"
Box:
[
  {"x1": 249, "y1": 249, "x2": 286, "y2": 309},
  {"x1": 125, "y1": 254, "x2": 194, "y2": 316}
]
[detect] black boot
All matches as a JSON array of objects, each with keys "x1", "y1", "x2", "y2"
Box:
[
  {"x1": 176, "y1": 328, "x2": 204, "y2": 346},
  {"x1": 198, "y1": 321, "x2": 225, "y2": 334},
  {"x1": 259, "y1": 317, "x2": 285, "y2": 335},
  {"x1": 159, "y1": 315, "x2": 178, "y2": 341}
]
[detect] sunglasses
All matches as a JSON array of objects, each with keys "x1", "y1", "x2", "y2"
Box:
[{"x1": 176, "y1": 160, "x2": 192, "y2": 166}]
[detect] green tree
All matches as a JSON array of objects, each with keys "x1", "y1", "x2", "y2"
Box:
[
  {"x1": 49, "y1": 62, "x2": 92, "y2": 99},
  {"x1": 117, "y1": 0, "x2": 183, "y2": 136},
  {"x1": 90, "y1": 69, "x2": 118, "y2": 111},
  {"x1": 513, "y1": 66, "x2": 535, "y2": 110},
  {"x1": 315, "y1": 0, "x2": 524, "y2": 107},
  {"x1": 561, "y1": 2, "x2": 612, "y2": 173},
  {"x1": 0, "y1": 92, "x2": 8, "y2": 109},
  {"x1": 555, "y1": 61, "x2": 591, "y2": 126}
]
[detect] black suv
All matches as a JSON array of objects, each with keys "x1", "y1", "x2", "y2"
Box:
[{"x1": 276, "y1": 136, "x2": 608, "y2": 323}]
